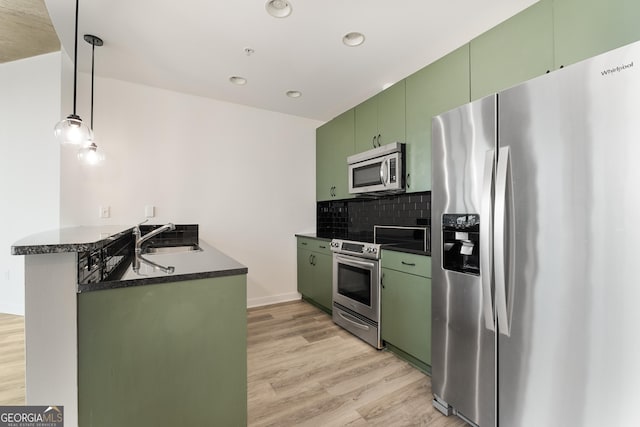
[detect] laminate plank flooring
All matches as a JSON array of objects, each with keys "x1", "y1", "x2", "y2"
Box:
[
  {"x1": 248, "y1": 301, "x2": 466, "y2": 427},
  {"x1": 0, "y1": 313, "x2": 25, "y2": 405},
  {"x1": 0, "y1": 302, "x2": 466, "y2": 426}
]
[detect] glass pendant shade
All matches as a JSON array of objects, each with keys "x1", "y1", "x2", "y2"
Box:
[
  {"x1": 77, "y1": 141, "x2": 104, "y2": 165},
  {"x1": 54, "y1": 114, "x2": 93, "y2": 145}
]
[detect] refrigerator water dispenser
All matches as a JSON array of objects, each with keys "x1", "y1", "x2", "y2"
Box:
[{"x1": 442, "y1": 214, "x2": 480, "y2": 275}]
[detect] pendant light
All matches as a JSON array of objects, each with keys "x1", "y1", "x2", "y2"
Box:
[
  {"x1": 77, "y1": 34, "x2": 105, "y2": 165},
  {"x1": 53, "y1": 0, "x2": 93, "y2": 145}
]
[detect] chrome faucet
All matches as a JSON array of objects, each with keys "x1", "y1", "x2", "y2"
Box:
[
  {"x1": 133, "y1": 220, "x2": 176, "y2": 254},
  {"x1": 132, "y1": 253, "x2": 175, "y2": 275}
]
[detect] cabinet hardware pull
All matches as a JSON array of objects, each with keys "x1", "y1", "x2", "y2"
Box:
[
  {"x1": 381, "y1": 273, "x2": 385, "y2": 289},
  {"x1": 401, "y1": 261, "x2": 416, "y2": 266},
  {"x1": 309, "y1": 254, "x2": 313, "y2": 265},
  {"x1": 407, "y1": 173, "x2": 411, "y2": 188},
  {"x1": 372, "y1": 136, "x2": 376, "y2": 148},
  {"x1": 319, "y1": 245, "x2": 326, "y2": 249},
  {"x1": 377, "y1": 134, "x2": 381, "y2": 146}
]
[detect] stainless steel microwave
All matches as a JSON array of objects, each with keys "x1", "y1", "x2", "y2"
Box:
[{"x1": 348, "y1": 142, "x2": 405, "y2": 195}]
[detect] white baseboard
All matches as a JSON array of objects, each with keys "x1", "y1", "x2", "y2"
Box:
[
  {"x1": 247, "y1": 292, "x2": 301, "y2": 308},
  {"x1": 0, "y1": 302, "x2": 24, "y2": 316}
]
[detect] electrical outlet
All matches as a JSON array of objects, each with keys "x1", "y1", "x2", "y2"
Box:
[
  {"x1": 145, "y1": 205, "x2": 155, "y2": 218},
  {"x1": 99, "y1": 206, "x2": 110, "y2": 218}
]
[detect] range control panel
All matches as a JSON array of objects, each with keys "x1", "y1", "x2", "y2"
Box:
[{"x1": 330, "y1": 239, "x2": 381, "y2": 260}]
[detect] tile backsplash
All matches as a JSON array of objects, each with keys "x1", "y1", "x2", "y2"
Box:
[{"x1": 317, "y1": 192, "x2": 431, "y2": 242}]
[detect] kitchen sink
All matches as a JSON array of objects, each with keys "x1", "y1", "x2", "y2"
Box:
[{"x1": 141, "y1": 244, "x2": 202, "y2": 254}]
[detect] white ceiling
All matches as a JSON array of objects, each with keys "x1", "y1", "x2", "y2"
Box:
[{"x1": 43, "y1": 0, "x2": 537, "y2": 122}]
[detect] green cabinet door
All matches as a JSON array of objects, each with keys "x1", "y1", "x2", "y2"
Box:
[
  {"x1": 316, "y1": 109, "x2": 355, "y2": 201},
  {"x1": 78, "y1": 276, "x2": 247, "y2": 427},
  {"x1": 354, "y1": 81, "x2": 406, "y2": 153},
  {"x1": 381, "y1": 268, "x2": 431, "y2": 366},
  {"x1": 405, "y1": 44, "x2": 470, "y2": 192},
  {"x1": 377, "y1": 80, "x2": 406, "y2": 147},
  {"x1": 354, "y1": 96, "x2": 379, "y2": 152},
  {"x1": 554, "y1": 0, "x2": 640, "y2": 68},
  {"x1": 313, "y1": 251, "x2": 333, "y2": 311},
  {"x1": 470, "y1": 0, "x2": 554, "y2": 100},
  {"x1": 297, "y1": 246, "x2": 314, "y2": 298},
  {"x1": 297, "y1": 237, "x2": 333, "y2": 313}
]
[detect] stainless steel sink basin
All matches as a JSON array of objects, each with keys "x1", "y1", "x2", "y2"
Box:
[{"x1": 141, "y1": 244, "x2": 202, "y2": 254}]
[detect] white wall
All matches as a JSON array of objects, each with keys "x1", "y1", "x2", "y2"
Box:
[
  {"x1": 61, "y1": 75, "x2": 321, "y2": 307},
  {"x1": 0, "y1": 53, "x2": 62, "y2": 315}
]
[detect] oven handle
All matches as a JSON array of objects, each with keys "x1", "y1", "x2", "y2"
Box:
[
  {"x1": 337, "y1": 311, "x2": 370, "y2": 331},
  {"x1": 335, "y1": 254, "x2": 377, "y2": 270}
]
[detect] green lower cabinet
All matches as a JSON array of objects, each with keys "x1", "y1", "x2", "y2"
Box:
[
  {"x1": 381, "y1": 269, "x2": 431, "y2": 368},
  {"x1": 553, "y1": 0, "x2": 640, "y2": 68},
  {"x1": 78, "y1": 276, "x2": 247, "y2": 427},
  {"x1": 297, "y1": 237, "x2": 332, "y2": 313},
  {"x1": 312, "y1": 251, "x2": 332, "y2": 311}
]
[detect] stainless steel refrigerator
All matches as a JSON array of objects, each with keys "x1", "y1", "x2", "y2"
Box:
[{"x1": 431, "y1": 40, "x2": 640, "y2": 427}]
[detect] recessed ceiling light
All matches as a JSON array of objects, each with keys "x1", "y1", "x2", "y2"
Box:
[
  {"x1": 342, "y1": 32, "x2": 365, "y2": 47},
  {"x1": 266, "y1": 0, "x2": 292, "y2": 18},
  {"x1": 286, "y1": 90, "x2": 302, "y2": 98},
  {"x1": 229, "y1": 76, "x2": 247, "y2": 85}
]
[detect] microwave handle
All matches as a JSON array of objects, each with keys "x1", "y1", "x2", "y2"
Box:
[{"x1": 380, "y1": 159, "x2": 389, "y2": 186}]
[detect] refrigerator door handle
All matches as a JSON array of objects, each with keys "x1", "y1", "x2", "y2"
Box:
[
  {"x1": 495, "y1": 146, "x2": 515, "y2": 337},
  {"x1": 481, "y1": 149, "x2": 496, "y2": 332}
]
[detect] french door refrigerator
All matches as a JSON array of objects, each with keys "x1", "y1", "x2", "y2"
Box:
[{"x1": 431, "y1": 40, "x2": 640, "y2": 427}]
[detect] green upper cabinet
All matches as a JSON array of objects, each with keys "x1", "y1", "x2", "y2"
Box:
[
  {"x1": 354, "y1": 80, "x2": 406, "y2": 153},
  {"x1": 470, "y1": 0, "x2": 554, "y2": 100},
  {"x1": 553, "y1": 0, "x2": 640, "y2": 68},
  {"x1": 316, "y1": 109, "x2": 355, "y2": 201},
  {"x1": 405, "y1": 44, "x2": 470, "y2": 192}
]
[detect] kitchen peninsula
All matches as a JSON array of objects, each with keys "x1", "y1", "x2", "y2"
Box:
[{"x1": 12, "y1": 225, "x2": 248, "y2": 427}]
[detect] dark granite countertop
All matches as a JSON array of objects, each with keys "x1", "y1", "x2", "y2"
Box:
[
  {"x1": 12, "y1": 225, "x2": 248, "y2": 292},
  {"x1": 11, "y1": 225, "x2": 134, "y2": 255},
  {"x1": 294, "y1": 233, "x2": 331, "y2": 242},
  {"x1": 78, "y1": 240, "x2": 247, "y2": 293}
]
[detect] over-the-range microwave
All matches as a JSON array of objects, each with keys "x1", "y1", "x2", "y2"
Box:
[{"x1": 348, "y1": 142, "x2": 405, "y2": 195}]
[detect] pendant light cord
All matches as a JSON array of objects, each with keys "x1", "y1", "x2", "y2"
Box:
[
  {"x1": 72, "y1": 0, "x2": 79, "y2": 115},
  {"x1": 90, "y1": 41, "x2": 95, "y2": 129}
]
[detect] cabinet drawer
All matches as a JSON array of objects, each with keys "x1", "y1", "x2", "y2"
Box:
[
  {"x1": 381, "y1": 250, "x2": 431, "y2": 278},
  {"x1": 297, "y1": 237, "x2": 332, "y2": 255}
]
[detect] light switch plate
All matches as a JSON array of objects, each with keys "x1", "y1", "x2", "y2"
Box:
[
  {"x1": 99, "y1": 206, "x2": 110, "y2": 218},
  {"x1": 145, "y1": 205, "x2": 155, "y2": 218}
]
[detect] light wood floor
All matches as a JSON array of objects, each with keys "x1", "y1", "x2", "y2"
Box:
[
  {"x1": 248, "y1": 301, "x2": 465, "y2": 426},
  {"x1": 0, "y1": 313, "x2": 26, "y2": 405},
  {"x1": 0, "y1": 302, "x2": 465, "y2": 426}
]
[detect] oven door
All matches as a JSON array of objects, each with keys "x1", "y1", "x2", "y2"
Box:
[{"x1": 332, "y1": 253, "x2": 380, "y2": 321}]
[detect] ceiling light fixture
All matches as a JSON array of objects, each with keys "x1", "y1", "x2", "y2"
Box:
[
  {"x1": 342, "y1": 32, "x2": 366, "y2": 47},
  {"x1": 229, "y1": 76, "x2": 248, "y2": 85},
  {"x1": 77, "y1": 34, "x2": 105, "y2": 165},
  {"x1": 53, "y1": 0, "x2": 93, "y2": 145},
  {"x1": 265, "y1": 0, "x2": 292, "y2": 18},
  {"x1": 286, "y1": 90, "x2": 302, "y2": 98}
]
